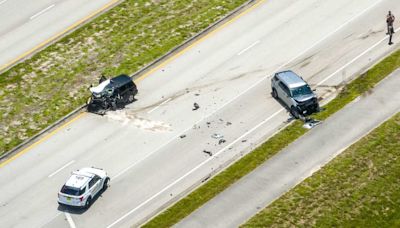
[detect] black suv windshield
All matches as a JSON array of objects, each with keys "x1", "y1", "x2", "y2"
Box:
[
  {"x1": 61, "y1": 185, "x2": 85, "y2": 196},
  {"x1": 291, "y1": 85, "x2": 312, "y2": 97}
]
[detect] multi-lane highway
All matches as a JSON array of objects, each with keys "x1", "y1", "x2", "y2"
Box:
[
  {"x1": 0, "y1": 0, "x2": 399, "y2": 227},
  {"x1": 0, "y1": 0, "x2": 119, "y2": 71}
]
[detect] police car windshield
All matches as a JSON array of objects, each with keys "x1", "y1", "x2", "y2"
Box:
[{"x1": 291, "y1": 85, "x2": 312, "y2": 97}]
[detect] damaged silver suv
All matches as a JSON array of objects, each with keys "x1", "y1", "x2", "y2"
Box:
[
  {"x1": 271, "y1": 70, "x2": 319, "y2": 118},
  {"x1": 87, "y1": 74, "x2": 138, "y2": 115}
]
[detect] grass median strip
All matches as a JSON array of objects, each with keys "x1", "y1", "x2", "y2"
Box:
[
  {"x1": 143, "y1": 49, "x2": 400, "y2": 227},
  {"x1": 244, "y1": 112, "x2": 400, "y2": 227},
  {"x1": 0, "y1": 0, "x2": 251, "y2": 155}
]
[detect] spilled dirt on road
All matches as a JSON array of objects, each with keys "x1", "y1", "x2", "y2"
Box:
[{"x1": 105, "y1": 110, "x2": 172, "y2": 133}]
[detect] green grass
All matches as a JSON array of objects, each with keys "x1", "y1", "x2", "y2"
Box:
[
  {"x1": 243, "y1": 113, "x2": 400, "y2": 227},
  {"x1": 0, "y1": 0, "x2": 251, "y2": 155},
  {"x1": 143, "y1": 49, "x2": 400, "y2": 227}
]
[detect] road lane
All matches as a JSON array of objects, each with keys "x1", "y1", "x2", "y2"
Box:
[
  {"x1": 0, "y1": 0, "x2": 118, "y2": 71},
  {"x1": 0, "y1": 0, "x2": 399, "y2": 227},
  {"x1": 176, "y1": 69, "x2": 400, "y2": 228}
]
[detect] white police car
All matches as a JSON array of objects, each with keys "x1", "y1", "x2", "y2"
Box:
[{"x1": 58, "y1": 167, "x2": 110, "y2": 209}]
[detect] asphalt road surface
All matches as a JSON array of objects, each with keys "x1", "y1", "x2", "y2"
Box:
[
  {"x1": 0, "y1": 0, "x2": 118, "y2": 71},
  {"x1": 176, "y1": 69, "x2": 400, "y2": 228},
  {"x1": 0, "y1": 0, "x2": 399, "y2": 227}
]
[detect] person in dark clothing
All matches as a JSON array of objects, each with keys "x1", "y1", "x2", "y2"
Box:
[
  {"x1": 387, "y1": 11, "x2": 395, "y2": 45},
  {"x1": 386, "y1": 11, "x2": 395, "y2": 34}
]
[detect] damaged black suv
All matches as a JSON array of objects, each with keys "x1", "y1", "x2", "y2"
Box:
[{"x1": 87, "y1": 74, "x2": 138, "y2": 115}]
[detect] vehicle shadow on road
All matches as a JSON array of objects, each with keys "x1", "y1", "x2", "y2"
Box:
[{"x1": 57, "y1": 188, "x2": 108, "y2": 215}]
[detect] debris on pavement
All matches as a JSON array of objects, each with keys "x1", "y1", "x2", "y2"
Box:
[
  {"x1": 211, "y1": 133, "x2": 223, "y2": 139},
  {"x1": 203, "y1": 150, "x2": 213, "y2": 156},
  {"x1": 302, "y1": 118, "x2": 322, "y2": 129},
  {"x1": 193, "y1": 102, "x2": 200, "y2": 111},
  {"x1": 202, "y1": 174, "x2": 211, "y2": 183},
  {"x1": 286, "y1": 116, "x2": 295, "y2": 123},
  {"x1": 218, "y1": 139, "x2": 226, "y2": 144},
  {"x1": 180, "y1": 134, "x2": 186, "y2": 138}
]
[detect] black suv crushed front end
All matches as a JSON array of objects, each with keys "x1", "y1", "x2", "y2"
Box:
[{"x1": 87, "y1": 74, "x2": 138, "y2": 115}]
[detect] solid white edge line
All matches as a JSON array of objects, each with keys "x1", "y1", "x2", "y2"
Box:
[
  {"x1": 0, "y1": 0, "x2": 7, "y2": 5},
  {"x1": 48, "y1": 160, "x2": 75, "y2": 178},
  {"x1": 316, "y1": 26, "x2": 400, "y2": 86},
  {"x1": 30, "y1": 4, "x2": 55, "y2": 20},
  {"x1": 64, "y1": 212, "x2": 76, "y2": 228},
  {"x1": 147, "y1": 98, "x2": 172, "y2": 114},
  {"x1": 108, "y1": 1, "x2": 385, "y2": 225},
  {"x1": 107, "y1": 108, "x2": 285, "y2": 228},
  {"x1": 237, "y1": 40, "x2": 260, "y2": 55},
  {"x1": 111, "y1": 0, "x2": 383, "y2": 181}
]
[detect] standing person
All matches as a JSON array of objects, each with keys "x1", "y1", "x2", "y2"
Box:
[
  {"x1": 386, "y1": 11, "x2": 395, "y2": 35},
  {"x1": 387, "y1": 11, "x2": 395, "y2": 45}
]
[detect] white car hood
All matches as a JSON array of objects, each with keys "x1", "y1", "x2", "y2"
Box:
[{"x1": 90, "y1": 79, "x2": 110, "y2": 93}]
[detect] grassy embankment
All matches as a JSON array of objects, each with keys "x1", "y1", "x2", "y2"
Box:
[
  {"x1": 143, "y1": 50, "x2": 400, "y2": 227},
  {"x1": 0, "y1": 0, "x2": 250, "y2": 155},
  {"x1": 244, "y1": 112, "x2": 400, "y2": 227}
]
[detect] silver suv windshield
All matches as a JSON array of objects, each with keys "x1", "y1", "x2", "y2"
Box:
[{"x1": 291, "y1": 85, "x2": 312, "y2": 97}]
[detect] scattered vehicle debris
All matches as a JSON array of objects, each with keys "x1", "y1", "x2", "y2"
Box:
[
  {"x1": 202, "y1": 174, "x2": 212, "y2": 183},
  {"x1": 180, "y1": 134, "x2": 186, "y2": 138},
  {"x1": 302, "y1": 118, "x2": 322, "y2": 129},
  {"x1": 87, "y1": 74, "x2": 138, "y2": 115},
  {"x1": 218, "y1": 139, "x2": 226, "y2": 144},
  {"x1": 203, "y1": 150, "x2": 213, "y2": 156},
  {"x1": 211, "y1": 133, "x2": 223, "y2": 139},
  {"x1": 193, "y1": 102, "x2": 200, "y2": 111}
]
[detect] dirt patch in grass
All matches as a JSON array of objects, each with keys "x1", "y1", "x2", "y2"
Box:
[
  {"x1": 0, "y1": 0, "x2": 250, "y2": 155},
  {"x1": 143, "y1": 49, "x2": 400, "y2": 227},
  {"x1": 244, "y1": 112, "x2": 400, "y2": 227}
]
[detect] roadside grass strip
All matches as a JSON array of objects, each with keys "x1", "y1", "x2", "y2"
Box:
[
  {"x1": 244, "y1": 112, "x2": 400, "y2": 227},
  {"x1": 0, "y1": 0, "x2": 250, "y2": 155},
  {"x1": 143, "y1": 49, "x2": 400, "y2": 227}
]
